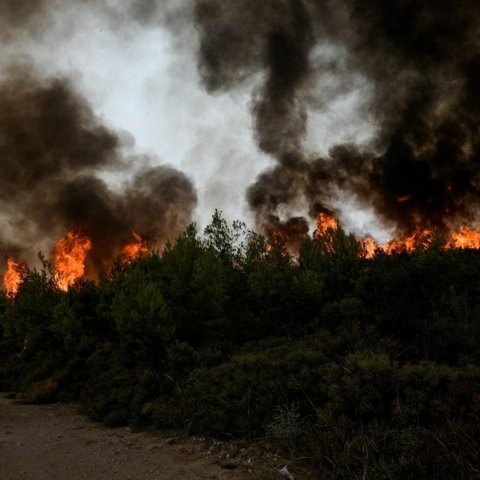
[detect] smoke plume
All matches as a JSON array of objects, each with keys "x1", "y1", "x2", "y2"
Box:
[
  {"x1": 0, "y1": 67, "x2": 197, "y2": 276},
  {"x1": 195, "y1": 0, "x2": 480, "y2": 236},
  {"x1": 0, "y1": 1, "x2": 48, "y2": 40}
]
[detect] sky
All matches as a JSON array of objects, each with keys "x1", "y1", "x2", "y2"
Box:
[{"x1": 0, "y1": 0, "x2": 380, "y2": 237}]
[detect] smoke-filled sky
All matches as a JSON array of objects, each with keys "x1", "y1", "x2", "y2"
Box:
[{"x1": 1, "y1": 0, "x2": 479, "y2": 271}]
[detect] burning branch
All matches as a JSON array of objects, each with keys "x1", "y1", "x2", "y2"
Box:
[{"x1": 120, "y1": 231, "x2": 149, "y2": 264}]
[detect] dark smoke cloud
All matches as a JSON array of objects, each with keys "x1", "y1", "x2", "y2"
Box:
[
  {"x1": 0, "y1": 1, "x2": 47, "y2": 24},
  {"x1": 195, "y1": 0, "x2": 314, "y2": 156},
  {"x1": 0, "y1": 0, "x2": 54, "y2": 42},
  {"x1": 195, "y1": 0, "x2": 480, "y2": 236},
  {"x1": 0, "y1": 68, "x2": 197, "y2": 276},
  {"x1": 325, "y1": 0, "x2": 480, "y2": 232}
]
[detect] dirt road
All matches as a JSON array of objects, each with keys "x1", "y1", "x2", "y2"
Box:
[{"x1": 0, "y1": 395, "x2": 252, "y2": 480}]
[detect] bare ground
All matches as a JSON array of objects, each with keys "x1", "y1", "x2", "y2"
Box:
[{"x1": 0, "y1": 395, "x2": 257, "y2": 480}]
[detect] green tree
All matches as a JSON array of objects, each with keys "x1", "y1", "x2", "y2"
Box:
[{"x1": 161, "y1": 224, "x2": 228, "y2": 345}]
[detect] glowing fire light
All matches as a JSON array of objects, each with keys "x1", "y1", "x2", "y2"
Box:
[
  {"x1": 4, "y1": 217, "x2": 480, "y2": 294},
  {"x1": 362, "y1": 228, "x2": 433, "y2": 258},
  {"x1": 447, "y1": 225, "x2": 480, "y2": 249},
  {"x1": 54, "y1": 230, "x2": 92, "y2": 291},
  {"x1": 362, "y1": 236, "x2": 378, "y2": 259},
  {"x1": 3, "y1": 258, "x2": 23, "y2": 296},
  {"x1": 385, "y1": 228, "x2": 433, "y2": 254},
  {"x1": 120, "y1": 231, "x2": 149, "y2": 263},
  {"x1": 315, "y1": 212, "x2": 338, "y2": 237},
  {"x1": 266, "y1": 230, "x2": 287, "y2": 254},
  {"x1": 362, "y1": 225, "x2": 480, "y2": 258}
]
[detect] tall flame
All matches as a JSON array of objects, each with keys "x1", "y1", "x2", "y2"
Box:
[
  {"x1": 120, "y1": 231, "x2": 149, "y2": 263},
  {"x1": 315, "y1": 212, "x2": 338, "y2": 237},
  {"x1": 362, "y1": 236, "x2": 378, "y2": 259},
  {"x1": 54, "y1": 230, "x2": 92, "y2": 291},
  {"x1": 3, "y1": 258, "x2": 23, "y2": 297}
]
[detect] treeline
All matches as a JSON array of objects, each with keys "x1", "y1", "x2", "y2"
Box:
[{"x1": 1, "y1": 211, "x2": 480, "y2": 479}]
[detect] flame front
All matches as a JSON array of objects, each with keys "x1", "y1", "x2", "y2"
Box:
[
  {"x1": 120, "y1": 231, "x2": 149, "y2": 263},
  {"x1": 447, "y1": 226, "x2": 480, "y2": 249},
  {"x1": 3, "y1": 258, "x2": 22, "y2": 296},
  {"x1": 362, "y1": 225, "x2": 480, "y2": 258},
  {"x1": 54, "y1": 230, "x2": 92, "y2": 291},
  {"x1": 5, "y1": 218, "x2": 480, "y2": 292},
  {"x1": 362, "y1": 228, "x2": 433, "y2": 258}
]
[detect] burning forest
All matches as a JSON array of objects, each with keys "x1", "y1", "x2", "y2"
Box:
[
  {"x1": 196, "y1": 0, "x2": 480, "y2": 252},
  {"x1": 0, "y1": 71, "x2": 197, "y2": 292},
  {"x1": 1, "y1": 2, "x2": 480, "y2": 479},
  {"x1": 2, "y1": 1, "x2": 480, "y2": 291}
]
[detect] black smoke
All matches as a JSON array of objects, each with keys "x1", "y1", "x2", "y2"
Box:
[
  {"x1": 195, "y1": 0, "x2": 480, "y2": 236},
  {"x1": 0, "y1": 68, "x2": 197, "y2": 277},
  {"x1": 0, "y1": 1, "x2": 48, "y2": 40}
]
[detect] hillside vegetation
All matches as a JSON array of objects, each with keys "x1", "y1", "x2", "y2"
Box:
[{"x1": 1, "y1": 211, "x2": 480, "y2": 479}]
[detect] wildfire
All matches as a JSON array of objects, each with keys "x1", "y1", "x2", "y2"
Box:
[
  {"x1": 3, "y1": 258, "x2": 24, "y2": 296},
  {"x1": 266, "y1": 230, "x2": 288, "y2": 254},
  {"x1": 362, "y1": 236, "x2": 378, "y2": 259},
  {"x1": 120, "y1": 231, "x2": 149, "y2": 263},
  {"x1": 384, "y1": 228, "x2": 433, "y2": 254},
  {"x1": 361, "y1": 228, "x2": 433, "y2": 258},
  {"x1": 310, "y1": 212, "x2": 480, "y2": 258},
  {"x1": 361, "y1": 225, "x2": 480, "y2": 258},
  {"x1": 446, "y1": 225, "x2": 480, "y2": 250},
  {"x1": 315, "y1": 212, "x2": 338, "y2": 237},
  {"x1": 4, "y1": 217, "x2": 480, "y2": 294},
  {"x1": 54, "y1": 230, "x2": 92, "y2": 291}
]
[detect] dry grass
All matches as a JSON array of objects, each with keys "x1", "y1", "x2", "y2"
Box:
[{"x1": 21, "y1": 378, "x2": 58, "y2": 404}]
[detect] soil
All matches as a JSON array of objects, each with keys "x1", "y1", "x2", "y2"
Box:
[{"x1": 0, "y1": 394, "x2": 257, "y2": 480}]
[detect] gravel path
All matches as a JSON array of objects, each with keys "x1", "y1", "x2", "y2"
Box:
[{"x1": 0, "y1": 395, "x2": 250, "y2": 480}]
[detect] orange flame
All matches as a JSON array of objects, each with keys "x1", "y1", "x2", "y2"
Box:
[
  {"x1": 385, "y1": 228, "x2": 433, "y2": 254},
  {"x1": 266, "y1": 230, "x2": 288, "y2": 255},
  {"x1": 362, "y1": 236, "x2": 378, "y2": 258},
  {"x1": 446, "y1": 225, "x2": 480, "y2": 249},
  {"x1": 362, "y1": 225, "x2": 480, "y2": 258},
  {"x1": 3, "y1": 258, "x2": 24, "y2": 297},
  {"x1": 54, "y1": 230, "x2": 92, "y2": 291},
  {"x1": 120, "y1": 231, "x2": 149, "y2": 264},
  {"x1": 362, "y1": 228, "x2": 433, "y2": 258},
  {"x1": 315, "y1": 212, "x2": 338, "y2": 237}
]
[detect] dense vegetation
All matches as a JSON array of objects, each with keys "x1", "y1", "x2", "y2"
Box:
[{"x1": 1, "y1": 211, "x2": 480, "y2": 479}]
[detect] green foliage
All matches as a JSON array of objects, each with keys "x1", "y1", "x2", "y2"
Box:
[
  {"x1": 203, "y1": 209, "x2": 247, "y2": 265},
  {"x1": 1, "y1": 259, "x2": 59, "y2": 353},
  {"x1": 109, "y1": 265, "x2": 172, "y2": 365},
  {"x1": 1, "y1": 212, "x2": 480, "y2": 478},
  {"x1": 300, "y1": 226, "x2": 363, "y2": 300}
]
